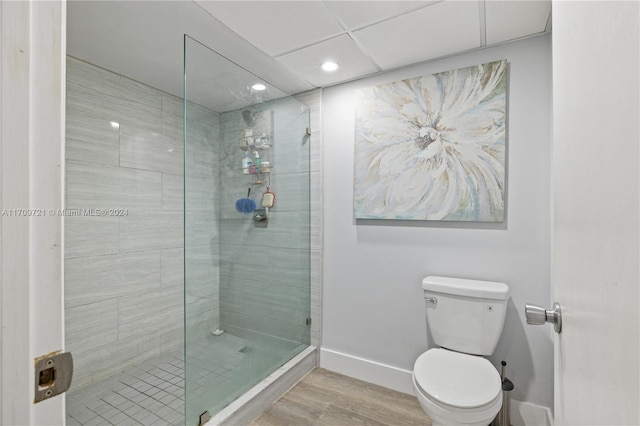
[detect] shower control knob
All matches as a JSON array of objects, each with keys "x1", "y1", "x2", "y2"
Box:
[{"x1": 525, "y1": 302, "x2": 562, "y2": 333}]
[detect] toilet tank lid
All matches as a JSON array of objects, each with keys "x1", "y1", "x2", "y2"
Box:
[{"x1": 422, "y1": 276, "x2": 509, "y2": 300}]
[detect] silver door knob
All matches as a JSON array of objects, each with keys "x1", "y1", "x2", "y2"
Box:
[{"x1": 525, "y1": 302, "x2": 562, "y2": 333}]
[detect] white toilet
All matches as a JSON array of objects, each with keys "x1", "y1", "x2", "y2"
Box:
[{"x1": 413, "y1": 276, "x2": 510, "y2": 426}]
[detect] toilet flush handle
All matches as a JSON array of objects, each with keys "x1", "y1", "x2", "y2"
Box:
[{"x1": 424, "y1": 296, "x2": 438, "y2": 304}]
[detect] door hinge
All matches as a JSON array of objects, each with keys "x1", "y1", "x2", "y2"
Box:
[{"x1": 306, "y1": 317, "x2": 312, "y2": 326}]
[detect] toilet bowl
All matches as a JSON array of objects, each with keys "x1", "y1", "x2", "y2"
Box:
[
  {"x1": 412, "y1": 348, "x2": 502, "y2": 426},
  {"x1": 413, "y1": 276, "x2": 510, "y2": 426}
]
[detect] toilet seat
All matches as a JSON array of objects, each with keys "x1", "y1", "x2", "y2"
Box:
[{"x1": 413, "y1": 348, "x2": 502, "y2": 409}]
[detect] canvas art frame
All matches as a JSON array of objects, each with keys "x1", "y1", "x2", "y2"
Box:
[{"x1": 353, "y1": 59, "x2": 507, "y2": 222}]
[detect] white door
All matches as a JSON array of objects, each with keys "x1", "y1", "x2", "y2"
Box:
[
  {"x1": 552, "y1": 1, "x2": 639, "y2": 424},
  {"x1": 0, "y1": 1, "x2": 66, "y2": 424}
]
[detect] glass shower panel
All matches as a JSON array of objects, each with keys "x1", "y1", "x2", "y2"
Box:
[{"x1": 184, "y1": 35, "x2": 310, "y2": 425}]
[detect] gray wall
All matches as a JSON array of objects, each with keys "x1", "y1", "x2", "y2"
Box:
[
  {"x1": 65, "y1": 57, "x2": 219, "y2": 389},
  {"x1": 321, "y1": 35, "x2": 553, "y2": 408}
]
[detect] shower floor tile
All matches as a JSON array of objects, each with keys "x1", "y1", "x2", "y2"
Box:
[
  {"x1": 67, "y1": 351, "x2": 185, "y2": 426},
  {"x1": 67, "y1": 333, "x2": 303, "y2": 425}
]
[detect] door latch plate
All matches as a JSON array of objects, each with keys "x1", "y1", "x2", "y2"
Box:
[{"x1": 34, "y1": 351, "x2": 73, "y2": 403}]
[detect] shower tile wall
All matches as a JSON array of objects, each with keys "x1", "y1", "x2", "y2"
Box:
[
  {"x1": 65, "y1": 57, "x2": 220, "y2": 390},
  {"x1": 218, "y1": 92, "x2": 321, "y2": 347}
]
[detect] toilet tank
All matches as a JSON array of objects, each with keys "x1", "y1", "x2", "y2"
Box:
[{"x1": 423, "y1": 276, "x2": 509, "y2": 356}]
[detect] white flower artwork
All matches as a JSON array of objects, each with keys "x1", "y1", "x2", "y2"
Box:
[{"x1": 354, "y1": 60, "x2": 507, "y2": 221}]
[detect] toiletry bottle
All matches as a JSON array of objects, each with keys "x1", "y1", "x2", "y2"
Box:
[
  {"x1": 253, "y1": 151, "x2": 262, "y2": 173},
  {"x1": 242, "y1": 152, "x2": 252, "y2": 174}
]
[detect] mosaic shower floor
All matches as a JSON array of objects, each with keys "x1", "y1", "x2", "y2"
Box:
[
  {"x1": 66, "y1": 351, "x2": 186, "y2": 426},
  {"x1": 66, "y1": 333, "x2": 251, "y2": 426},
  {"x1": 66, "y1": 333, "x2": 305, "y2": 426}
]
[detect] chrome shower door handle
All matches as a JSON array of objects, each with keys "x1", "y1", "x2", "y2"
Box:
[{"x1": 525, "y1": 302, "x2": 562, "y2": 333}]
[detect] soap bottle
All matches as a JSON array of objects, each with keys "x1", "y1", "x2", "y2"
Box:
[
  {"x1": 242, "y1": 152, "x2": 252, "y2": 175},
  {"x1": 253, "y1": 151, "x2": 262, "y2": 173}
]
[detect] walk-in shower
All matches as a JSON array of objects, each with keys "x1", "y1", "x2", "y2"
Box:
[{"x1": 63, "y1": 35, "x2": 311, "y2": 426}]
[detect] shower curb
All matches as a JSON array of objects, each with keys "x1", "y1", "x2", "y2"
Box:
[{"x1": 207, "y1": 346, "x2": 317, "y2": 426}]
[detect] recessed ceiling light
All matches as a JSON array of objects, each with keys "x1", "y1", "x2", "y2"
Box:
[
  {"x1": 321, "y1": 60, "x2": 339, "y2": 72},
  {"x1": 252, "y1": 83, "x2": 267, "y2": 91}
]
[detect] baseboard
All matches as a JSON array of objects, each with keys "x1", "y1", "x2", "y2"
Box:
[
  {"x1": 511, "y1": 400, "x2": 553, "y2": 426},
  {"x1": 319, "y1": 347, "x2": 415, "y2": 395},
  {"x1": 320, "y1": 347, "x2": 553, "y2": 426}
]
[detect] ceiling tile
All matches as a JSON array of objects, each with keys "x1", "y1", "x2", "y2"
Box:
[
  {"x1": 67, "y1": 1, "x2": 314, "y2": 111},
  {"x1": 196, "y1": 1, "x2": 344, "y2": 56},
  {"x1": 485, "y1": 1, "x2": 551, "y2": 44},
  {"x1": 276, "y1": 34, "x2": 379, "y2": 87},
  {"x1": 352, "y1": 0, "x2": 482, "y2": 70},
  {"x1": 324, "y1": 1, "x2": 436, "y2": 30}
]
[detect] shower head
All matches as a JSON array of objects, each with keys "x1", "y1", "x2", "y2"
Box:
[{"x1": 242, "y1": 110, "x2": 255, "y2": 127}]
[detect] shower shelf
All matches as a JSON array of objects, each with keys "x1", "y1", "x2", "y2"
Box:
[
  {"x1": 239, "y1": 135, "x2": 270, "y2": 151},
  {"x1": 240, "y1": 169, "x2": 271, "y2": 175}
]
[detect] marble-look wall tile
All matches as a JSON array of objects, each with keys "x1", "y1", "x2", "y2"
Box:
[
  {"x1": 220, "y1": 246, "x2": 310, "y2": 289},
  {"x1": 185, "y1": 209, "x2": 219, "y2": 247},
  {"x1": 161, "y1": 248, "x2": 184, "y2": 288},
  {"x1": 310, "y1": 170, "x2": 321, "y2": 211},
  {"x1": 118, "y1": 210, "x2": 183, "y2": 252},
  {"x1": 70, "y1": 324, "x2": 183, "y2": 390},
  {"x1": 304, "y1": 131, "x2": 321, "y2": 173},
  {"x1": 161, "y1": 94, "x2": 184, "y2": 136},
  {"x1": 118, "y1": 286, "x2": 183, "y2": 339},
  {"x1": 161, "y1": 173, "x2": 183, "y2": 210},
  {"x1": 265, "y1": 172, "x2": 310, "y2": 212},
  {"x1": 219, "y1": 212, "x2": 309, "y2": 250},
  {"x1": 185, "y1": 294, "x2": 218, "y2": 344},
  {"x1": 120, "y1": 127, "x2": 183, "y2": 175},
  {"x1": 66, "y1": 161, "x2": 162, "y2": 209},
  {"x1": 310, "y1": 210, "x2": 322, "y2": 252},
  {"x1": 67, "y1": 80, "x2": 163, "y2": 134},
  {"x1": 67, "y1": 57, "x2": 163, "y2": 110},
  {"x1": 185, "y1": 245, "x2": 220, "y2": 298},
  {"x1": 185, "y1": 173, "x2": 217, "y2": 211},
  {"x1": 65, "y1": 110, "x2": 120, "y2": 166},
  {"x1": 65, "y1": 216, "x2": 119, "y2": 259},
  {"x1": 65, "y1": 251, "x2": 162, "y2": 308},
  {"x1": 65, "y1": 299, "x2": 119, "y2": 351}
]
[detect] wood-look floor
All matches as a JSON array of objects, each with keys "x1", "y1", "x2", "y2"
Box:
[{"x1": 250, "y1": 368, "x2": 432, "y2": 426}]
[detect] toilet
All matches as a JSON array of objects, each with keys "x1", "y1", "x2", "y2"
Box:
[{"x1": 413, "y1": 276, "x2": 509, "y2": 426}]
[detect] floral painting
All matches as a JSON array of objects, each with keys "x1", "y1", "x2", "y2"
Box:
[{"x1": 354, "y1": 60, "x2": 507, "y2": 221}]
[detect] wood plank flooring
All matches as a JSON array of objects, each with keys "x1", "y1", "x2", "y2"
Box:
[{"x1": 250, "y1": 368, "x2": 432, "y2": 426}]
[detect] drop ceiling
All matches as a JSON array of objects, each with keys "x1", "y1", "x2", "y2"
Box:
[{"x1": 67, "y1": 0, "x2": 551, "y2": 112}]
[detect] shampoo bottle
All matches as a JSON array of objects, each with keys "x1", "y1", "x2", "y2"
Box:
[
  {"x1": 242, "y1": 152, "x2": 252, "y2": 175},
  {"x1": 253, "y1": 151, "x2": 262, "y2": 173}
]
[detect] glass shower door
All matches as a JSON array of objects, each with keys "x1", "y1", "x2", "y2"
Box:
[{"x1": 184, "y1": 35, "x2": 310, "y2": 425}]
